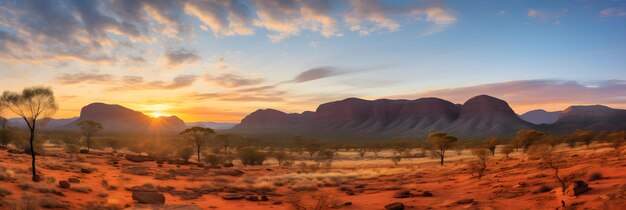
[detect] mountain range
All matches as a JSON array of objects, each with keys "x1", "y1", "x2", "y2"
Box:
[{"x1": 232, "y1": 95, "x2": 626, "y2": 139}]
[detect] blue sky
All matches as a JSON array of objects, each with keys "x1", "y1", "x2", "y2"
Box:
[{"x1": 0, "y1": 0, "x2": 624, "y2": 122}]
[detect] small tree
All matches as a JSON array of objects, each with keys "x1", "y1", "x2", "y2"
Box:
[
  {"x1": 238, "y1": 147, "x2": 267, "y2": 166},
  {"x1": 0, "y1": 87, "x2": 58, "y2": 181},
  {"x1": 572, "y1": 130, "x2": 595, "y2": 149},
  {"x1": 391, "y1": 156, "x2": 401, "y2": 167},
  {"x1": 315, "y1": 150, "x2": 334, "y2": 171},
  {"x1": 391, "y1": 140, "x2": 410, "y2": 157},
  {"x1": 428, "y1": 132, "x2": 458, "y2": 166},
  {"x1": 541, "y1": 135, "x2": 562, "y2": 149},
  {"x1": 273, "y1": 151, "x2": 289, "y2": 167},
  {"x1": 454, "y1": 144, "x2": 464, "y2": 156},
  {"x1": 0, "y1": 118, "x2": 16, "y2": 148},
  {"x1": 103, "y1": 138, "x2": 122, "y2": 153},
  {"x1": 202, "y1": 152, "x2": 223, "y2": 166},
  {"x1": 62, "y1": 135, "x2": 81, "y2": 158},
  {"x1": 215, "y1": 134, "x2": 233, "y2": 156},
  {"x1": 180, "y1": 127, "x2": 215, "y2": 162},
  {"x1": 513, "y1": 130, "x2": 545, "y2": 153},
  {"x1": 77, "y1": 120, "x2": 103, "y2": 152},
  {"x1": 485, "y1": 137, "x2": 499, "y2": 156},
  {"x1": 369, "y1": 142, "x2": 383, "y2": 157},
  {"x1": 357, "y1": 148, "x2": 367, "y2": 158},
  {"x1": 529, "y1": 144, "x2": 566, "y2": 194},
  {"x1": 501, "y1": 144, "x2": 514, "y2": 158},
  {"x1": 608, "y1": 131, "x2": 625, "y2": 151},
  {"x1": 304, "y1": 141, "x2": 322, "y2": 157},
  {"x1": 469, "y1": 148, "x2": 489, "y2": 178}
]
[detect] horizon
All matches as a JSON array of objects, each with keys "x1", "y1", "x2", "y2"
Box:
[{"x1": 1, "y1": 0, "x2": 625, "y2": 122}]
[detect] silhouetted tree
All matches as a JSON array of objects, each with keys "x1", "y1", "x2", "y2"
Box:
[
  {"x1": 428, "y1": 132, "x2": 458, "y2": 166},
  {"x1": 572, "y1": 130, "x2": 595, "y2": 149},
  {"x1": 77, "y1": 120, "x2": 103, "y2": 152},
  {"x1": 215, "y1": 133, "x2": 233, "y2": 156},
  {"x1": 485, "y1": 137, "x2": 499, "y2": 156},
  {"x1": 0, "y1": 87, "x2": 58, "y2": 181},
  {"x1": 180, "y1": 127, "x2": 215, "y2": 162}
]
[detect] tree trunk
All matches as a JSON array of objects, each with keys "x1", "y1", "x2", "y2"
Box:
[
  {"x1": 197, "y1": 148, "x2": 201, "y2": 162},
  {"x1": 440, "y1": 150, "x2": 444, "y2": 166},
  {"x1": 29, "y1": 127, "x2": 37, "y2": 182}
]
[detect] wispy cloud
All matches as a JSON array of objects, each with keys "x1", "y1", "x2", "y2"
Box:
[
  {"x1": 600, "y1": 8, "x2": 626, "y2": 17},
  {"x1": 205, "y1": 73, "x2": 264, "y2": 88},
  {"x1": 165, "y1": 48, "x2": 200, "y2": 66},
  {"x1": 527, "y1": 8, "x2": 567, "y2": 24},
  {"x1": 56, "y1": 71, "x2": 115, "y2": 84},
  {"x1": 110, "y1": 75, "x2": 197, "y2": 91}
]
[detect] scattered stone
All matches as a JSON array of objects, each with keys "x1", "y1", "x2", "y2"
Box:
[
  {"x1": 127, "y1": 184, "x2": 157, "y2": 192},
  {"x1": 422, "y1": 191, "x2": 433, "y2": 197},
  {"x1": 68, "y1": 178, "x2": 80, "y2": 183},
  {"x1": 393, "y1": 189, "x2": 412, "y2": 198},
  {"x1": 272, "y1": 201, "x2": 282, "y2": 205},
  {"x1": 385, "y1": 202, "x2": 405, "y2": 210},
  {"x1": 125, "y1": 155, "x2": 156, "y2": 163},
  {"x1": 157, "y1": 186, "x2": 175, "y2": 192},
  {"x1": 58, "y1": 181, "x2": 70, "y2": 189},
  {"x1": 455, "y1": 199, "x2": 474, "y2": 204},
  {"x1": 216, "y1": 169, "x2": 244, "y2": 176},
  {"x1": 355, "y1": 184, "x2": 366, "y2": 188},
  {"x1": 246, "y1": 195, "x2": 259, "y2": 201},
  {"x1": 261, "y1": 195, "x2": 269, "y2": 201},
  {"x1": 565, "y1": 180, "x2": 590, "y2": 196},
  {"x1": 80, "y1": 168, "x2": 93, "y2": 174},
  {"x1": 123, "y1": 167, "x2": 151, "y2": 176},
  {"x1": 7, "y1": 149, "x2": 21, "y2": 154},
  {"x1": 221, "y1": 193, "x2": 244, "y2": 200},
  {"x1": 79, "y1": 149, "x2": 89, "y2": 154},
  {"x1": 132, "y1": 191, "x2": 165, "y2": 204},
  {"x1": 172, "y1": 191, "x2": 202, "y2": 200},
  {"x1": 223, "y1": 163, "x2": 234, "y2": 168}
]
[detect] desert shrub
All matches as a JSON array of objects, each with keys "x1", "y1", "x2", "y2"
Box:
[
  {"x1": 273, "y1": 151, "x2": 290, "y2": 167},
  {"x1": 588, "y1": 171, "x2": 603, "y2": 181},
  {"x1": 176, "y1": 147, "x2": 195, "y2": 162},
  {"x1": 282, "y1": 160, "x2": 294, "y2": 167},
  {"x1": 202, "y1": 153, "x2": 223, "y2": 166},
  {"x1": 314, "y1": 150, "x2": 334, "y2": 171},
  {"x1": 485, "y1": 137, "x2": 499, "y2": 156},
  {"x1": 608, "y1": 131, "x2": 625, "y2": 151},
  {"x1": 11, "y1": 194, "x2": 38, "y2": 210},
  {"x1": 0, "y1": 186, "x2": 11, "y2": 197},
  {"x1": 38, "y1": 196, "x2": 68, "y2": 208},
  {"x1": 102, "y1": 138, "x2": 122, "y2": 153},
  {"x1": 529, "y1": 144, "x2": 567, "y2": 193},
  {"x1": 469, "y1": 148, "x2": 489, "y2": 179},
  {"x1": 513, "y1": 130, "x2": 545, "y2": 153},
  {"x1": 286, "y1": 191, "x2": 338, "y2": 210},
  {"x1": 238, "y1": 147, "x2": 267, "y2": 166}
]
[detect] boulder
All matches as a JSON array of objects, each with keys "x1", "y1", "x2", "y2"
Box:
[
  {"x1": 216, "y1": 169, "x2": 244, "y2": 176},
  {"x1": 455, "y1": 199, "x2": 474, "y2": 204},
  {"x1": 385, "y1": 202, "x2": 405, "y2": 210},
  {"x1": 80, "y1": 168, "x2": 93, "y2": 174},
  {"x1": 221, "y1": 193, "x2": 244, "y2": 200},
  {"x1": 246, "y1": 196, "x2": 259, "y2": 201},
  {"x1": 393, "y1": 189, "x2": 412, "y2": 198},
  {"x1": 132, "y1": 192, "x2": 165, "y2": 204},
  {"x1": 58, "y1": 181, "x2": 70, "y2": 189},
  {"x1": 68, "y1": 178, "x2": 80, "y2": 183},
  {"x1": 223, "y1": 163, "x2": 234, "y2": 168},
  {"x1": 125, "y1": 155, "x2": 156, "y2": 163},
  {"x1": 422, "y1": 191, "x2": 433, "y2": 197},
  {"x1": 565, "y1": 180, "x2": 589, "y2": 196},
  {"x1": 79, "y1": 149, "x2": 89, "y2": 154}
]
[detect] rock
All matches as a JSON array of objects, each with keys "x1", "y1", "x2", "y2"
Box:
[
  {"x1": 68, "y1": 178, "x2": 80, "y2": 183},
  {"x1": 355, "y1": 184, "x2": 366, "y2": 188},
  {"x1": 272, "y1": 201, "x2": 282, "y2": 205},
  {"x1": 261, "y1": 195, "x2": 269, "y2": 201},
  {"x1": 385, "y1": 202, "x2": 405, "y2": 210},
  {"x1": 122, "y1": 167, "x2": 151, "y2": 175},
  {"x1": 223, "y1": 162, "x2": 234, "y2": 167},
  {"x1": 216, "y1": 169, "x2": 244, "y2": 176},
  {"x1": 455, "y1": 199, "x2": 474, "y2": 204},
  {"x1": 172, "y1": 191, "x2": 202, "y2": 200},
  {"x1": 7, "y1": 149, "x2": 21, "y2": 154},
  {"x1": 393, "y1": 189, "x2": 412, "y2": 198},
  {"x1": 80, "y1": 168, "x2": 93, "y2": 174},
  {"x1": 422, "y1": 191, "x2": 433, "y2": 197},
  {"x1": 246, "y1": 196, "x2": 259, "y2": 201},
  {"x1": 132, "y1": 191, "x2": 165, "y2": 204},
  {"x1": 125, "y1": 155, "x2": 156, "y2": 163},
  {"x1": 221, "y1": 193, "x2": 244, "y2": 200},
  {"x1": 156, "y1": 160, "x2": 164, "y2": 164},
  {"x1": 58, "y1": 181, "x2": 70, "y2": 189},
  {"x1": 79, "y1": 149, "x2": 89, "y2": 154},
  {"x1": 127, "y1": 184, "x2": 157, "y2": 192},
  {"x1": 565, "y1": 180, "x2": 590, "y2": 196}
]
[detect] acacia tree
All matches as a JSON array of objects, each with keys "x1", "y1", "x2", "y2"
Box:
[
  {"x1": 513, "y1": 130, "x2": 545, "y2": 153},
  {"x1": 572, "y1": 130, "x2": 595, "y2": 149},
  {"x1": 180, "y1": 126, "x2": 215, "y2": 162},
  {"x1": 0, "y1": 87, "x2": 58, "y2": 181},
  {"x1": 485, "y1": 137, "x2": 499, "y2": 156},
  {"x1": 77, "y1": 120, "x2": 103, "y2": 152},
  {"x1": 215, "y1": 133, "x2": 233, "y2": 156},
  {"x1": 428, "y1": 132, "x2": 458, "y2": 166}
]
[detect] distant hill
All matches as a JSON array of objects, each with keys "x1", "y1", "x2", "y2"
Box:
[
  {"x1": 186, "y1": 121, "x2": 237, "y2": 130},
  {"x1": 232, "y1": 95, "x2": 626, "y2": 140},
  {"x1": 519, "y1": 109, "x2": 562, "y2": 125},
  {"x1": 58, "y1": 103, "x2": 187, "y2": 134},
  {"x1": 7, "y1": 117, "x2": 78, "y2": 129}
]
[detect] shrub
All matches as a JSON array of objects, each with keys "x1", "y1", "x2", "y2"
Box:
[
  {"x1": 273, "y1": 151, "x2": 290, "y2": 167},
  {"x1": 202, "y1": 153, "x2": 223, "y2": 166},
  {"x1": 390, "y1": 156, "x2": 401, "y2": 167},
  {"x1": 238, "y1": 147, "x2": 267, "y2": 166},
  {"x1": 469, "y1": 148, "x2": 489, "y2": 179},
  {"x1": 501, "y1": 144, "x2": 515, "y2": 158},
  {"x1": 0, "y1": 186, "x2": 11, "y2": 197},
  {"x1": 176, "y1": 147, "x2": 195, "y2": 162}
]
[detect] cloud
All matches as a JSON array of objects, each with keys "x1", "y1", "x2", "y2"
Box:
[
  {"x1": 291, "y1": 67, "x2": 341, "y2": 83},
  {"x1": 527, "y1": 8, "x2": 567, "y2": 24},
  {"x1": 252, "y1": 0, "x2": 338, "y2": 41},
  {"x1": 184, "y1": 0, "x2": 255, "y2": 36},
  {"x1": 112, "y1": 75, "x2": 197, "y2": 91},
  {"x1": 205, "y1": 73, "x2": 265, "y2": 87},
  {"x1": 165, "y1": 48, "x2": 200, "y2": 66},
  {"x1": 345, "y1": 0, "x2": 455, "y2": 35},
  {"x1": 390, "y1": 80, "x2": 626, "y2": 112},
  {"x1": 599, "y1": 8, "x2": 626, "y2": 17},
  {"x1": 56, "y1": 71, "x2": 115, "y2": 84}
]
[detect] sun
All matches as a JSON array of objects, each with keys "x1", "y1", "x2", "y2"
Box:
[{"x1": 150, "y1": 112, "x2": 171, "y2": 118}]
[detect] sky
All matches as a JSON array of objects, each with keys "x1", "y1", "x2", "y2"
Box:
[{"x1": 0, "y1": 0, "x2": 625, "y2": 122}]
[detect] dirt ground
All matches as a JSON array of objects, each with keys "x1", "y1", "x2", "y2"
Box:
[{"x1": 0, "y1": 144, "x2": 624, "y2": 210}]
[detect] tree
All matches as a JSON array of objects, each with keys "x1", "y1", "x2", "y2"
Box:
[
  {"x1": 428, "y1": 132, "x2": 458, "y2": 166},
  {"x1": 391, "y1": 140, "x2": 410, "y2": 157},
  {"x1": 390, "y1": 156, "x2": 401, "y2": 167},
  {"x1": 273, "y1": 151, "x2": 289, "y2": 167},
  {"x1": 540, "y1": 135, "x2": 562, "y2": 149},
  {"x1": 572, "y1": 130, "x2": 595, "y2": 149},
  {"x1": 315, "y1": 150, "x2": 334, "y2": 171},
  {"x1": 103, "y1": 138, "x2": 122, "y2": 153},
  {"x1": 501, "y1": 144, "x2": 514, "y2": 158},
  {"x1": 177, "y1": 147, "x2": 194, "y2": 163},
  {"x1": 77, "y1": 120, "x2": 103, "y2": 152},
  {"x1": 304, "y1": 141, "x2": 322, "y2": 157},
  {"x1": 528, "y1": 144, "x2": 566, "y2": 194},
  {"x1": 608, "y1": 131, "x2": 625, "y2": 151},
  {"x1": 238, "y1": 147, "x2": 267, "y2": 166},
  {"x1": 0, "y1": 118, "x2": 16, "y2": 148},
  {"x1": 215, "y1": 133, "x2": 233, "y2": 156},
  {"x1": 180, "y1": 127, "x2": 215, "y2": 162},
  {"x1": 0, "y1": 87, "x2": 58, "y2": 182},
  {"x1": 513, "y1": 130, "x2": 545, "y2": 153},
  {"x1": 469, "y1": 148, "x2": 489, "y2": 178},
  {"x1": 485, "y1": 137, "x2": 499, "y2": 156},
  {"x1": 369, "y1": 142, "x2": 383, "y2": 157}
]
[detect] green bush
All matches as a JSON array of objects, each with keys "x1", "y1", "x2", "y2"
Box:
[{"x1": 238, "y1": 147, "x2": 267, "y2": 166}]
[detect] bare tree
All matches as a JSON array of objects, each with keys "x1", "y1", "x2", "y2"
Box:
[
  {"x1": 180, "y1": 127, "x2": 215, "y2": 162},
  {"x1": 215, "y1": 133, "x2": 233, "y2": 156},
  {"x1": 529, "y1": 144, "x2": 566, "y2": 194},
  {"x1": 0, "y1": 87, "x2": 58, "y2": 181},
  {"x1": 77, "y1": 120, "x2": 103, "y2": 152},
  {"x1": 469, "y1": 148, "x2": 489, "y2": 178},
  {"x1": 391, "y1": 156, "x2": 401, "y2": 167},
  {"x1": 428, "y1": 132, "x2": 458, "y2": 166}
]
